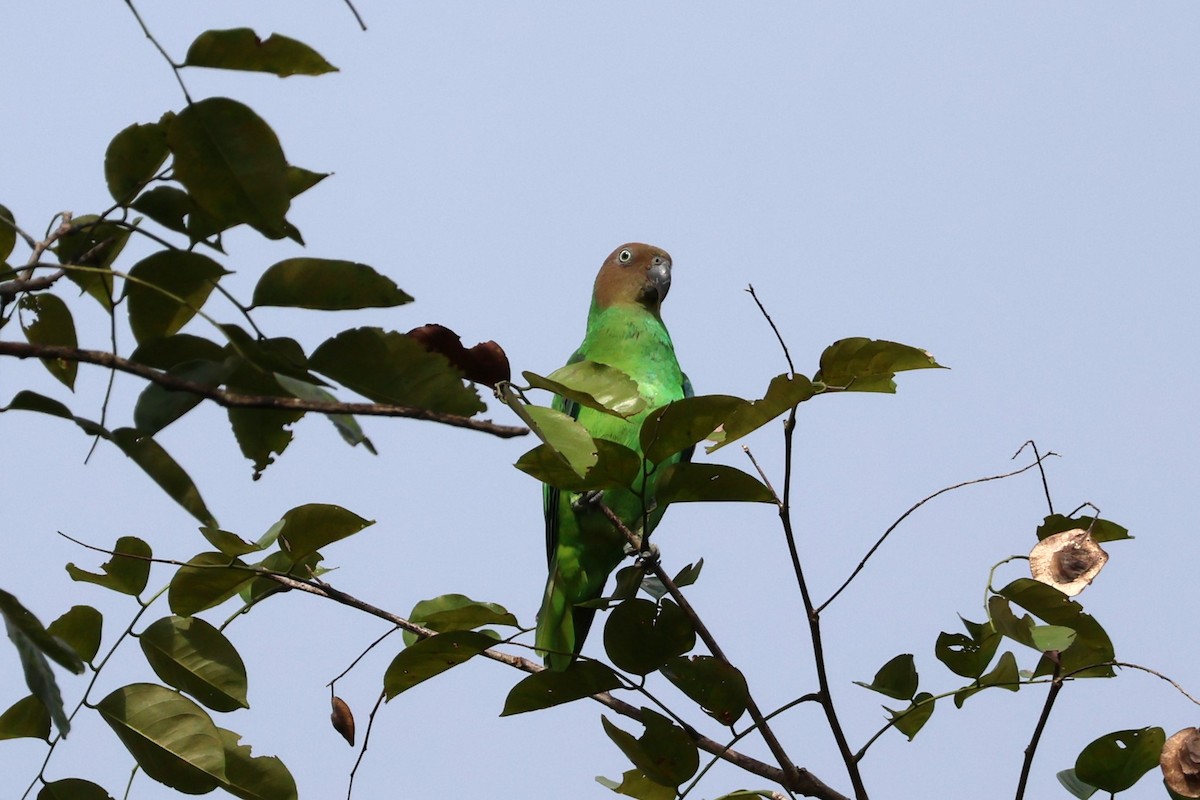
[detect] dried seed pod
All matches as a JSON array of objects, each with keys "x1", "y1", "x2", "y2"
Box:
[
  {"x1": 1029, "y1": 528, "x2": 1108, "y2": 596},
  {"x1": 1161, "y1": 727, "x2": 1200, "y2": 798},
  {"x1": 330, "y1": 695, "x2": 355, "y2": 746}
]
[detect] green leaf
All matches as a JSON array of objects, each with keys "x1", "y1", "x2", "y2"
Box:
[
  {"x1": 168, "y1": 553, "x2": 253, "y2": 616},
  {"x1": 640, "y1": 395, "x2": 744, "y2": 464},
  {"x1": 603, "y1": 599, "x2": 695, "y2": 676},
  {"x1": 131, "y1": 186, "x2": 194, "y2": 235},
  {"x1": 885, "y1": 692, "x2": 935, "y2": 740},
  {"x1": 185, "y1": 29, "x2": 337, "y2": 77},
  {"x1": 402, "y1": 594, "x2": 519, "y2": 647},
  {"x1": 124, "y1": 249, "x2": 228, "y2": 344},
  {"x1": 216, "y1": 727, "x2": 298, "y2": 800},
  {"x1": 110, "y1": 429, "x2": 217, "y2": 526},
  {"x1": 523, "y1": 361, "x2": 646, "y2": 419},
  {"x1": 1035, "y1": 612, "x2": 1114, "y2": 679},
  {"x1": 515, "y1": 439, "x2": 639, "y2": 492},
  {"x1": 310, "y1": 327, "x2": 485, "y2": 416},
  {"x1": 1055, "y1": 769, "x2": 1099, "y2": 800},
  {"x1": 276, "y1": 504, "x2": 373, "y2": 562},
  {"x1": 18, "y1": 293, "x2": 78, "y2": 388},
  {"x1": 1036, "y1": 514, "x2": 1131, "y2": 543},
  {"x1": 954, "y1": 650, "x2": 1020, "y2": 707},
  {"x1": 2, "y1": 390, "x2": 108, "y2": 437},
  {"x1": 660, "y1": 655, "x2": 748, "y2": 726},
  {"x1": 519, "y1": 404, "x2": 598, "y2": 477},
  {"x1": 199, "y1": 526, "x2": 265, "y2": 558},
  {"x1": 383, "y1": 630, "x2": 495, "y2": 699},
  {"x1": 131, "y1": 333, "x2": 226, "y2": 369},
  {"x1": 595, "y1": 770, "x2": 676, "y2": 800},
  {"x1": 47, "y1": 606, "x2": 103, "y2": 663},
  {"x1": 601, "y1": 710, "x2": 699, "y2": 788},
  {"x1": 1030, "y1": 624, "x2": 1077, "y2": 653},
  {"x1": 706, "y1": 373, "x2": 815, "y2": 453},
  {"x1": 105, "y1": 121, "x2": 169, "y2": 204},
  {"x1": 997, "y1": 578, "x2": 1115, "y2": 675},
  {"x1": 139, "y1": 616, "x2": 249, "y2": 712},
  {"x1": 220, "y1": 358, "x2": 304, "y2": 480},
  {"x1": 273, "y1": 373, "x2": 376, "y2": 454},
  {"x1": 0, "y1": 589, "x2": 81, "y2": 738},
  {"x1": 37, "y1": 778, "x2": 115, "y2": 800},
  {"x1": 935, "y1": 620, "x2": 1001, "y2": 679},
  {"x1": 500, "y1": 660, "x2": 622, "y2": 716},
  {"x1": 0, "y1": 203, "x2": 15, "y2": 261},
  {"x1": 134, "y1": 359, "x2": 231, "y2": 435},
  {"x1": 56, "y1": 217, "x2": 127, "y2": 310},
  {"x1": 167, "y1": 97, "x2": 290, "y2": 238},
  {"x1": 96, "y1": 683, "x2": 226, "y2": 793},
  {"x1": 252, "y1": 258, "x2": 411, "y2": 310},
  {"x1": 1075, "y1": 727, "x2": 1166, "y2": 793},
  {"x1": 0, "y1": 694, "x2": 51, "y2": 741},
  {"x1": 655, "y1": 462, "x2": 774, "y2": 504},
  {"x1": 65, "y1": 535, "x2": 151, "y2": 596},
  {"x1": 854, "y1": 653, "x2": 918, "y2": 700},
  {"x1": 814, "y1": 337, "x2": 945, "y2": 393},
  {"x1": 672, "y1": 559, "x2": 703, "y2": 589},
  {"x1": 286, "y1": 166, "x2": 328, "y2": 198}
]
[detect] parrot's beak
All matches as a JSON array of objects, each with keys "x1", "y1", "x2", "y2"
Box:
[{"x1": 642, "y1": 259, "x2": 672, "y2": 306}]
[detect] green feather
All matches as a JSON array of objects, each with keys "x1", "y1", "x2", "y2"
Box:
[{"x1": 535, "y1": 301, "x2": 691, "y2": 670}]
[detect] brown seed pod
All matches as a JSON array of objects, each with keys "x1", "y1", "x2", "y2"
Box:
[
  {"x1": 1161, "y1": 727, "x2": 1200, "y2": 798},
  {"x1": 330, "y1": 695, "x2": 355, "y2": 746},
  {"x1": 1028, "y1": 528, "x2": 1108, "y2": 596}
]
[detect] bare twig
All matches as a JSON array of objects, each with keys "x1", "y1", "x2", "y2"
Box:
[
  {"x1": 342, "y1": 0, "x2": 368, "y2": 30},
  {"x1": 123, "y1": 0, "x2": 191, "y2": 102},
  {"x1": 1014, "y1": 659, "x2": 1063, "y2": 800},
  {"x1": 0, "y1": 340, "x2": 527, "y2": 438},
  {"x1": 818, "y1": 454, "x2": 1058, "y2": 614},
  {"x1": 346, "y1": 690, "x2": 386, "y2": 800},
  {"x1": 1013, "y1": 440, "x2": 1054, "y2": 515},
  {"x1": 746, "y1": 284, "x2": 796, "y2": 375},
  {"x1": 743, "y1": 445, "x2": 782, "y2": 506}
]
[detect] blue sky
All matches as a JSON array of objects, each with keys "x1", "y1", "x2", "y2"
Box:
[{"x1": 3, "y1": 3, "x2": 1198, "y2": 798}]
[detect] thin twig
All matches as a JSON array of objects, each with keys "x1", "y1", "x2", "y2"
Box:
[
  {"x1": 346, "y1": 689, "x2": 386, "y2": 800},
  {"x1": 746, "y1": 285, "x2": 796, "y2": 375},
  {"x1": 1014, "y1": 659, "x2": 1063, "y2": 800},
  {"x1": 1013, "y1": 441, "x2": 1054, "y2": 515},
  {"x1": 0, "y1": 340, "x2": 527, "y2": 438},
  {"x1": 818, "y1": 454, "x2": 1058, "y2": 613},
  {"x1": 743, "y1": 445, "x2": 782, "y2": 507},
  {"x1": 342, "y1": 0, "x2": 368, "y2": 30},
  {"x1": 123, "y1": 0, "x2": 191, "y2": 102}
]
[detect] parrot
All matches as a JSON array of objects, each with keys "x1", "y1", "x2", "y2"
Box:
[{"x1": 535, "y1": 242, "x2": 692, "y2": 671}]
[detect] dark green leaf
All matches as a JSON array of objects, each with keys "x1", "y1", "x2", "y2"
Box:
[
  {"x1": 1036, "y1": 514, "x2": 1131, "y2": 543},
  {"x1": 110, "y1": 429, "x2": 217, "y2": 526},
  {"x1": 0, "y1": 695, "x2": 50, "y2": 741},
  {"x1": 886, "y1": 692, "x2": 935, "y2": 740},
  {"x1": 134, "y1": 359, "x2": 231, "y2": 435},
  {"x1": 37, "y1": 778, "x2": 115, "y2": 800},
  {"x1": 169, "y1": 553, "x2": 253, "y2": 616},
  {"x1": 655, "y1": 462, "x2": 774, "y2": 504},
  {"x1": 18, "y1": 293, "x2": 78, "y2": 388},
  {"x1": 96, "y1": 683, "x2": 226, "y2": 793},
  {"x1": 286, "y1": 166, "x2": 328, "y2": 198},
  {"x1": 199, "y1": 526, "x2": 264, "y2": 558},
  {"x1": 603, "y1": 599, "x2": 695, "y2": 676},
  {"x1": 65, "y1": 535, "x2": 151, "y2": 597},
  {"x1": 954, "y1": 650, "x2": 1020, "y2": 707},
  {"x1": 601, "y1": 709, "x2": 699, "y2": 788},
  {"x1": 139, "y1": 616, "x2": 249, "y2": 712},
  {"x1": 310, "y1": 327, "x2": 485, "y2": 416},
  {"x1": 854, "y1": 653, "x2": 918, "y2": 701},
  {"x1": 706, "y1": 373, "x2": 815, "y2": 453},
  {"x1": 1, "y1": 590, "x2": 79, "y2": 737},
  {"x1": 277, "y1": 504, "x2": 373, "y2": 562},
  {"x1": 252, "y1": 258, "x2": 411, "y2": 310},
  {"x1": 640, "y1": 395, "x2": 743, "y2": 464},
  {"x1": 131, "y1": 334, "x2": 226, "y2": 370},
  {"x1": 131, "y1": 186, "x2": 193, "y2": 235},
  {"x1": 1075, "y1": 727, "x2": 1165, "y2": 793},
  {"x1": 167, "y1": 97, "x2": 290, "y2": 238},
  {"x1": 2, "y1": 390, "x2": 109, "y2": 437},
  {"x1": 500, "y1": 660, "x2": 622, "y2": 716},
  {"x1": 814, "y1": 337, "x2": 944, "y2": 393},
  {"x1": 514, "y1": 439, "x2": 639, "y2": 492},
  {"x1": 672, "y1": 559, "x2": 703, "y2": 589},
  {"x1": 383, "y1": 630, "x2": 495, "y2": 699},
  {"x1": 56, "y1": 216, "x2": 127, "y2": 309},
  {"x1": 222, "y1": 358, "x2": 304, "y2": 479},
  {"x1": 124, "y1": 250, "x2": 228, "y2": 344},
  {"x1": 402, "y1": 594, "x2": 519, "y2": 647},
  {"x1": 1035, "y1": 612, "x2": 1114, "y2": 679},
  {"x1": 216, "y1": 727, "x2": 298, "y2": 800},
  {"x1": 0, "y1": 203, "x2": 15, "y2": 261},
  {"x1": 987, "y1": 595, "x2": 1037, "y2": 649},
  {"x1": 935, "y1": 620, "x2": 1001, "y2": 679},
  {"x1": 660, "y1": 655, "x2": 749, "y2": 725},
  {"x1": 105, "y1": 122, "x2": 169, "y2": 204},
  {"x1": 1055, "y1": 769, "x2": 1099, "y2": 800},
  {"x1": 1030, "y1": 624, "x2": 1076, "y2": 653},
  {"x1": 523, "y1": 361, "x2": 646, "y2": 419},
  {"x1": 47, "y1": 606, "x2": 103, "y2": 663},
  {"x1": 185, "y1": 29, "x2": 337, "y2": 77}
]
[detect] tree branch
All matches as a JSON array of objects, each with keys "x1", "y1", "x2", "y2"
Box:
[{"x1": 0, "y1": 340, "x2": 527, "y2": 438}]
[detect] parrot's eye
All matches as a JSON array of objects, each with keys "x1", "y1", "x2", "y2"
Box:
[{"x1": 618, "y1": 249, "x2": 633, "y2": 264}]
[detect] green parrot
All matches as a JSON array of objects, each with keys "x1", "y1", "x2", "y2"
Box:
[{"x1": 535, "y1": 242, "x2": 692, "y2": 670}]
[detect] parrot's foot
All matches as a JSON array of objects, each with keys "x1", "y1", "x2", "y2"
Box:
[
  {"x1": 571, "y1": 489, "x2": 604, "y2": 512},
  {"x1": 625, "y1": 540, "x2": 660, "y2": 564}
]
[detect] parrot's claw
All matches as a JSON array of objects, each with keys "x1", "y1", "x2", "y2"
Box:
[{"x1": 572, "y1": 489, "x2": 604, "y2": 512}]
